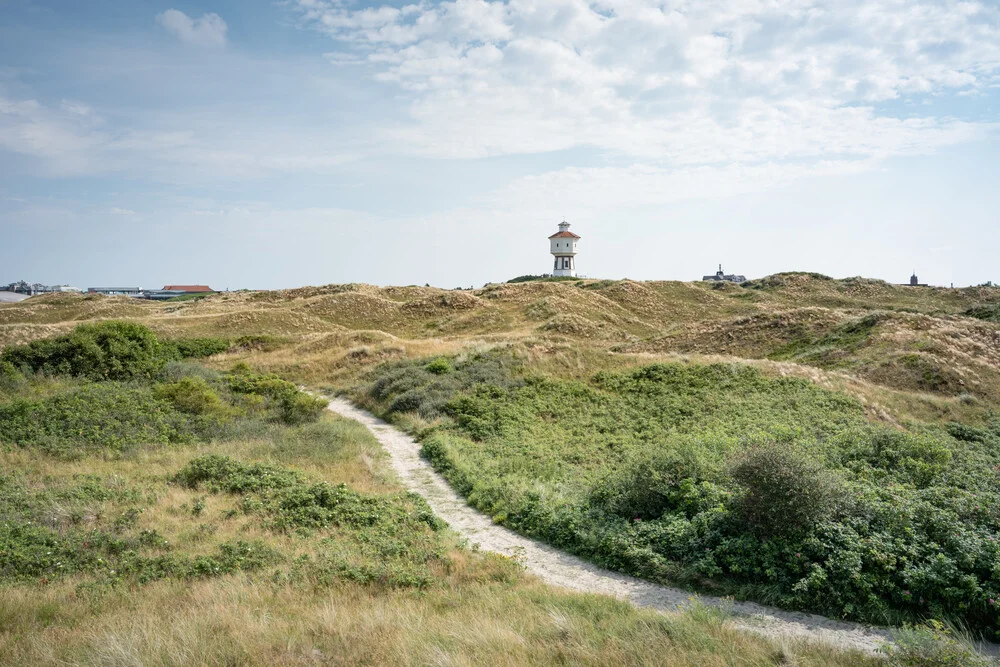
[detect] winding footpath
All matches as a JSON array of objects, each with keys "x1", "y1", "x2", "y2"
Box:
[{"x1": 327, "y1": 397, "x2": 908, "y2": 655}]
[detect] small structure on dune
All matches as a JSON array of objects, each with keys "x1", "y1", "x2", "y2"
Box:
[
  {"x1": 702, "y1": 264, "x2": 746, "y2": 283},
  {"x1": 549, "y1": 221, "x2": 581, "y2": 277},
  {"x1": 907, "y1": 273, "x2": 929, "y2": 287}
]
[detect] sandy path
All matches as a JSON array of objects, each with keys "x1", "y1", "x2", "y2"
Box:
[{"x1": 325, "y1": 398, "x2": 918, "y2": 654}]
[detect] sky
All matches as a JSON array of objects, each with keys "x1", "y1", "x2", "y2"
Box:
[{"x1": 1, "y1": 0, "x2": 998, "y2": 290}]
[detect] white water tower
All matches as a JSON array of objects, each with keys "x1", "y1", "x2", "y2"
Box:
[{"x1": 549, "y1": 221, "x2": 580, "y2": 277}]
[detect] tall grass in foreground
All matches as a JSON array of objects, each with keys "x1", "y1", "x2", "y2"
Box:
[{"x1": 0, "y1": 574, "x2": 883, "y2": 666}]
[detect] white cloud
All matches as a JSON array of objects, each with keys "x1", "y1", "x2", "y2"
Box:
[
  {"x1": 157, "y1": 9, "x2": 228, "y2": 48},
  {"x1": 294, "y1": 0, "x2": 1000, "y2": 163}
]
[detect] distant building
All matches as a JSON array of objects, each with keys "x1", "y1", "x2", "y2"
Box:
[
  {"x1": 907, "y1": 273, "x2": 928, "y2": 287},
  {"x1": 87, "y1": 287, "x2": 143, "y2": 297},
  {"x1": 549, "y1": 221, "x2": 580, "y2": 277},
  {"x1": 702, "y1": 265, "x2": 746, "y2": 283},
  {"x1": 162, "y1": 285, "x2": 213, "y2": 293},
  {"x1": 3, "y1": 281, "x2": 82, "y2": 295},
  {"x1": 142, "y1": 285, "x2": 214, "y2": 301}
]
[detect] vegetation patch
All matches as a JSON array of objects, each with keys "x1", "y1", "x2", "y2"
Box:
[
  {"x1": 176, "y1": 455, "x2": 446, "y2": 587},
  {"x1": 768, "y1": 312, "x2": 885, "y2": 367},
  {"x1": 0, "y1": 472, "x2": 279, "y2": 585},
  {"x1": 965, "y1": 303, "x2": 1000, "y2": 323},
  {"x1": 0, "y1": 321, "x2": 166, "y2": 381},
  {"x1": 365, "y1": 354, "x2": 1000, "y2": 637}
]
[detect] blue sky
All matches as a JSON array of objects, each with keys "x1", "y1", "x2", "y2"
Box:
[{"x1": 1, "y1": 0, "x2": 998, "y2": 290}]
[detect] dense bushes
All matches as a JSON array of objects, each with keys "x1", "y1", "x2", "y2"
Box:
[
  {"x1": 0, "y1": 383, "x2": 191, "y2": 455},
  {"x1": 0, "y1": 322, "x2": 254, "y2": 385},
  {"x1": 0, "y1": 323, "x2": 285, "y2": 386},
  {"x1": 0, "y1": 336, "x2": 327, "y2": 455},
  {"x1": 366, "y1": 355, "x2": 1000, "y2": 637},
  {"x1": 152, "y1": 376, "x2": 228, "y2": 416},
  {"x1": 367, "y1": 351, "x2": 523, "y2": 420},
  {"x1": 1, "y1": 321, "x2": 165, "y2": 381},
  {"x1": 160, "y1": 336, "x2": 231, "y2": 360}
]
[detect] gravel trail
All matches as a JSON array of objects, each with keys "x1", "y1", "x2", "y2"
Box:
[{"x1": 327, "y1": 397, "x2": 900, "y2": 655}]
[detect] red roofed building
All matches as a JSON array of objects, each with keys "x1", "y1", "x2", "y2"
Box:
[
  {"x1": 549, "y1": 221, "x2": 580, "y2": 277},
  {"x1": 162, "y1": 285, "x2": 213, "y2": 293}
]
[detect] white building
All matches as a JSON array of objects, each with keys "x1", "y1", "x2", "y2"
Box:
[{"x1": 549, "y1": 221, "x2": 580, "y2": 277}]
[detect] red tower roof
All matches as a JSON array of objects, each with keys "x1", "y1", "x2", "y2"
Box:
[{"x1": 548, "y1": 231, "x2": 581, "y2": 239}]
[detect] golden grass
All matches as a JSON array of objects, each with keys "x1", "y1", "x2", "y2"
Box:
[
  {"x1": 1, "y1": 571, "x2": 880, "y2": 666},
  {"x1": 5, "y1": 276, "x2": 996, "y2": 425}
]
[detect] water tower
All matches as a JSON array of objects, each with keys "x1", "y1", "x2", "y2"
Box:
[{"x1": 549, "y1": 221, "x2": 580, "y2": 277}]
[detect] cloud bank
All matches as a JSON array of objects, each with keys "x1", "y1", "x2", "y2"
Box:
[{"x1": 295, "y1": 0, "x2": 1000, "y2": 164}]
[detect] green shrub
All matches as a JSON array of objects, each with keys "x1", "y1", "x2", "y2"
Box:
[
  {"x1": 729, "y1": 446, "x2": 842, "y2": 538},
  {"x1": 366, "y1": 351, "x2": 523, "y2": 420},
  {"x1": 152, "y1": 377, "x2": 227, "y2": 416},
  {"x1": 366, "y1": 355, "x2": 1000, "y2": 635},
  {"x1": 225, "y1": 369, "x2": 326, "y2": 425},
  {"x1": 425, "y1": 358, "x2": 452, "y2": 375},
  {"x1": 0, "y1": 472, "x2": 279, "y2": 584},
  {"x1": 162, "y1": 360, "x2": 222, "y2": 383},
  {"x1": 591, "y1": 442, "x2": 725, "y2": 520},
  {"x1": 1, "y1": 321, "x2": 164, "y2": 381}
]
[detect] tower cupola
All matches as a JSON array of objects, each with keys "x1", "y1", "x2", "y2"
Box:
[{"x1": 548, "y1": 220, "x2": 581, "y2": 277}]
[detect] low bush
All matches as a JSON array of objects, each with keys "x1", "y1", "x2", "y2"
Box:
[
  {"x1": 176, "y1": 455, "x2": 445, "y2": 587},
  {"x1": 0, "y1": 363, "x2": 326, "y2": 455},
  {"x1": 729, "y1": 446, "x2": 842, "y2": 538},
  {"x1": 964, "y1": 303, "x2": 1000, "y2": 323},
  {"x1": 160, "y1": 337, "x2": 231, "y2": 360},
  {"x1": 152, "y1": 376, "x2": 228, "y2": 416},
  {"x1": 226, "y1": 368, "x2": 327, "y2": 425},
  {"x1": 0, "y1": 383, "x2": 190, "y2": 455},
  {"x1": 591, "y1": 441, "x2": 726, "y2": 521},
  {"x1": 366, "y1": 351, "x2": 523, "y2": 420},
  {"x1": 0, "y1": 472, "x2": 280, "y2": 585}
]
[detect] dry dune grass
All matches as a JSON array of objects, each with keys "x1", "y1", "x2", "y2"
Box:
[
  {"x1": 2, "y1": 274, "x2": 999, "y2": 421},
  {"x1": 1, "y1": 572, "x2": 880, "y2": 666}
]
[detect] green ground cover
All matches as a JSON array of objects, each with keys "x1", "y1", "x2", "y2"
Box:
[{"x1": 363, "y1": 351, "x2": 1000, "y2": 638}]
